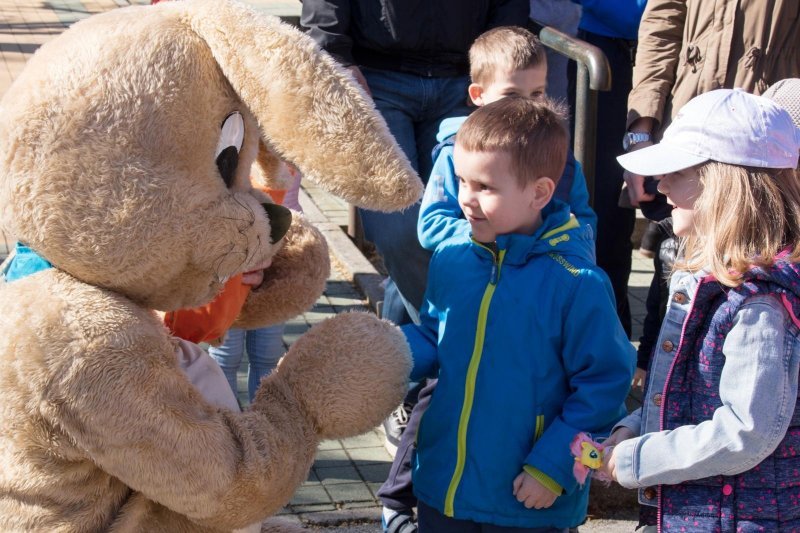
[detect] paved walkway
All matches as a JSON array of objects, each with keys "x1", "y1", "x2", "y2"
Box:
[{"x1": 0, "y1": 1, "x2": 646, "y2": 529}]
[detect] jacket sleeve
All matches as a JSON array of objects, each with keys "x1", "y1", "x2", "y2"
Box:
[
  {"x1": 487, "y1": 0, "x2": 531, "y2": 29},
  {"x1": 417, "y1": 147, "x2": 470, "y2": 251},
  {"x1": 525, "y1": 270, "x2": 635, "y2": 493},
  {"x1": 614, "y1": 295, "x2": 800, "y2": 489},
  {"x1": 566, "y1": 160, "x2": 597, "y2": 239},
  {"x1": 404, "y1": 252, "x2": 442, "y2": 381},
  {"x1": 300, "y1": 0, "x2": 355, "y2": 65},
  {"x1": 403, "y1": 319, "x2": 439, "y2": 382},
  {"x1": 626, "y1": 0, "x2": 687, "y2": 129}
]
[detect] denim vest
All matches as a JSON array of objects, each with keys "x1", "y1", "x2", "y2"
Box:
[{"x1": 657, "y1": 261, "x2": 800, "y2": 531}]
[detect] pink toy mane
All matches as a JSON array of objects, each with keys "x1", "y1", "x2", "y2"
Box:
[{"x1": 570, "y1": 432, "x2": 612, "y2": 487}]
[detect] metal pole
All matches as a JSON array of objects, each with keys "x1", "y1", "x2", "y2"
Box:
[{"x1": 538, "y1": 26, "x2": 611, "y2": 208}]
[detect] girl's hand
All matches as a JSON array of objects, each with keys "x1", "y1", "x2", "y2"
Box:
[
  {"x1": 512, "y1": 471, "x2": 557, "y2": 509},
  {"x1": 599, "y1": 445, "x2": 618, "y2": 481},
  {"x1": 599, "y1": 427, "x2": 637, "y2": 482},
  {"x1": 631, "y1": 367, "x2": 647, "y2": 390}
]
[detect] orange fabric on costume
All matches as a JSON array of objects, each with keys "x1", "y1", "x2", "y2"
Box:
[{"x1": 164, "y1": 274, "x2": 251, "y2": 345}]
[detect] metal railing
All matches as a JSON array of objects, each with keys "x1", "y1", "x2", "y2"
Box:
[{"x1": 538, "y1": 25, "x2": 611, "y2": 206}]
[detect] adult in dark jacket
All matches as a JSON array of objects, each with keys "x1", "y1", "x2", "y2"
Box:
[{"x1": 301, "y1": 0, "x2": 529, "y2": 329}]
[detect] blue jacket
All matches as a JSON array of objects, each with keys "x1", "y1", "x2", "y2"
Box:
[
  {"x1": 571, "y1": 0, "x2": 647, "y2": 40},
  {"x1": 405, "y1": 200, "x2": 634, "y2": 528},
  {"x1": 418, "y1": 116, "x2": 597, "y2": 252}
]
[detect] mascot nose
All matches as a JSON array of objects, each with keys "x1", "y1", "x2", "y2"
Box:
[{"x1": 262, "y1": 203, "x2": 292, "y2": 244}]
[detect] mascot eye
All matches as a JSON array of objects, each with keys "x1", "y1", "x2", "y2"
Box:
[{"x1": 215, "y1": 112, "x2": 244, "y2": 188}]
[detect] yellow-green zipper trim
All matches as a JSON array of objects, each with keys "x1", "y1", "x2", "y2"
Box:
[
  {"x1": 444, "y1": 245, "x2": 506, "y2": 517},
  {"x1": 534, "y1": 414, "x2": 545, "y2": 440},
  {"x1": 540, "y1": 214, "x2": 579, "y2": 240}
]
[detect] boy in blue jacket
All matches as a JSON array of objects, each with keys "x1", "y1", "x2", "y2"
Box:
[
  {"x1": 405, "y1": 96, "x2": 633, "y2": 531},
  {"x1": 417, "y1": 25, "x2": 596, "y2": 252},
  {"x1": 378, "y1": 26, "x2": 598, "y2": 533}
]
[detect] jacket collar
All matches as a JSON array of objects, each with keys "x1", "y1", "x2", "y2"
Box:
[{"x1": 470, "y1": 200, "x2": 593, "y2": 266}]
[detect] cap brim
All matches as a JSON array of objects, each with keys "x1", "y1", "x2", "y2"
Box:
[{"x1": 617, "y1": 142, "x2": 709, "y2": 176}]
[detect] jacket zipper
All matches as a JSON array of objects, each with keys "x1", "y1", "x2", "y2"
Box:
[{"x1": 443, "y1": 244, "x2": 506, "y2": 517}]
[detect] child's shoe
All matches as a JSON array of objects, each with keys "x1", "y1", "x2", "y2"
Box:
[
  {"x1": 382, "y1": 507, "x2": 417, "y2": 533},
  {"x1": 382, "y1": 403, "x2": 412, "y2": 457}
]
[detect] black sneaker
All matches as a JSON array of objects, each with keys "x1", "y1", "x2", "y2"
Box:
[{"x1": 382, "y1": 403, "x2": 412, "y2": 457}]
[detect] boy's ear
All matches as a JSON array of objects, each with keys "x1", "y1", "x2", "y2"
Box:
[
  {"x1": 530, "y1": 177, "x2": 556, "y2": 209},
  {"x1": 468, "y1": 83, "x2": 485, "y2": 106}
]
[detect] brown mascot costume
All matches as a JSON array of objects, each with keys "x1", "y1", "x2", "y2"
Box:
[{"x1": 0, "y1": 0, "x2": 422, "y2": 531}]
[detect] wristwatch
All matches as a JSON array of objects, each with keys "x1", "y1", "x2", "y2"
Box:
[{"x1": 622, "y1": 131, "x2": 652, "y2": 152}]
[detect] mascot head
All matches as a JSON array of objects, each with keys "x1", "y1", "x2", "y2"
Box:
[{"x1": 0, "y1": 0, "x2": 420, "y2": 311}]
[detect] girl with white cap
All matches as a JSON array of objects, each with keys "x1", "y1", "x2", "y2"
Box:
[{"x1": 600, "y1": 88, "x2": 800, "y2": 532}]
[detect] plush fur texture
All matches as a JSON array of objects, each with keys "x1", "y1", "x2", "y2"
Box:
[
  {"x1": 233, "y1": 214, "x2": 330, "y2": 330},
  {"x1": 0, "y1": 0, "x2": 417, "y2": 531}
]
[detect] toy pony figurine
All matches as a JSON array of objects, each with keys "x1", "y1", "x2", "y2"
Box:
[{"x1": 570, "y1": 432, "x2": 612, "y2": 487}]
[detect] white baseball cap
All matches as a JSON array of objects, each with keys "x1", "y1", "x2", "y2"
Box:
[{"x1": 617, "y1": 88, "x2": 800, "y2": 176}]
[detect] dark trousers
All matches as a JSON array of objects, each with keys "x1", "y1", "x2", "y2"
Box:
[
  {"x1": 569, "y1": 30, "x2": 636, "y2": 337},
  {"x1": 377, "y1": 378, "x2": 437, "y2": 511},
  {"x1": 417, "y1": 501, "x2": 569, "y2": 533}
]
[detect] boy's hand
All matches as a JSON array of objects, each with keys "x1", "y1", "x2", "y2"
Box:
[{"x1": 512, "y1": 471, "x2": 557, "y2": 509}]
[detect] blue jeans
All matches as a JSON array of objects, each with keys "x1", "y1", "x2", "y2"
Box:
[
  {"x1": 359, "y1": 67, "x2": 471, "y2": 324},
  {"x1": 208, "y1": 324, "x2": 285, "y2": 402}
]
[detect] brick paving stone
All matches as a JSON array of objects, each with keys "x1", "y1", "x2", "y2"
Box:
[
  {"x1": 317, "y1": 439, "x2": 343, "y2": 451},
  {"x1": 314, "y1": 448, "x2": 352, "y2": 468},
  {"x1": 289, "y1": 485, "x2": 333, "y2": 507},
  {"x1": 365, "y1": 482, "x2": 384, "y2": 499},
  {"x1": 315, "y1": 465, "x2": 361, "y2": 485},
  {"x1": 353, "y1": 463, "x2": 391, "y2": 484},
  {"x1": 340, "y1": 430, "x2": 383, "y2": 449},
  {"x1": 290, "y1": 503, "x2": 337, "y2": 514},
  {"x1": 324, "y1": 482, "x2": 375, "y2": 504},
  {"x1": 348, "y1": 446, "x2": 393, "y2": 465}
]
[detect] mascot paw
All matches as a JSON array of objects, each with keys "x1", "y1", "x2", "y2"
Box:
[{"x1": 273, "y1": 312, "x2": 411, "y2": 439}]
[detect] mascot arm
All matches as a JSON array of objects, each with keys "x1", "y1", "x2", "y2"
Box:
[
  {"x1": 49, "y1": 324, "x2": 317, "y2": 530},
  {"x1": 48, "y1": 310, "x2": 409, "y2": 530}
]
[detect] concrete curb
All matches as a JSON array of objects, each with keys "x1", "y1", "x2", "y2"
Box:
[{"x1": 299, "y1": 189, "x2": 384, "y2": 313}]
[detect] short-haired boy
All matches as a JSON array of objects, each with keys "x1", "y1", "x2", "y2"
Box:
[
  {"x1": 417, "y1": 25, "x2": 596, "y2": 251},
  {"x1": 407, "y1": 96, "x2": 633, "y2": 531},
  {"x1": 378, "y1": 26, "x2": 600, "y2": 533}
]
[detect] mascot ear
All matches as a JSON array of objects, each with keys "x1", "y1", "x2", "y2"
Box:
[{"x1": 188, "y1": 0, "x2": 422, "y2": 212}]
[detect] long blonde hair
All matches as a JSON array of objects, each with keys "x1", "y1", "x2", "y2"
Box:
[{"x1": 680, "y1": 162, "x2": 800, "y2": 286}]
